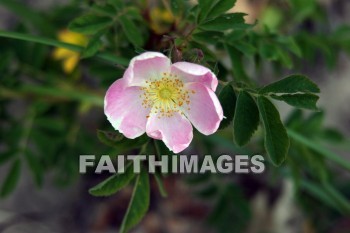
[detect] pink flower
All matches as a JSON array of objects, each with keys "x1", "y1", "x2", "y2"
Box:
[{"x1": 104, "y1": 52, "x2": 223, "y2": 153}]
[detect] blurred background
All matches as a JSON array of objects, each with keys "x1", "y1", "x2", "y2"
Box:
[{"x1": 1, "y1": 0, "x2": 350, "y2": 232}]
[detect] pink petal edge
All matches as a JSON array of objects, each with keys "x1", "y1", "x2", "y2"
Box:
[
  {"x1": 146, "y1": 111, "x2": 193, "y2": 153},
  {"x1": 182, "y1": 82, "x2": 223, "y2": 135},
  {"x1": 104, "y1": 78, "x2": 151, "y2": 138},
  {"x1": 128, "y1": 52, "x2": 171, "y2": 87},
  {"x1": 170, "y1": 62, "x2": 218, "y2": 91}
]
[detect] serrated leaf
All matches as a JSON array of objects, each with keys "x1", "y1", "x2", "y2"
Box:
[
  {"x1": 219, "y1": 84, "x2": 236, "y2": 129},
  {"x1": 260, "y1": 74, "x2": 320, "y2": 94},
  {"x1": 97, "y1": 130, "x2": 149, "y2": 151},
  {"x1": 271, "y1": 93, "x2": 319, "y2": 110},
  {"x1": 257, "y1": 96, "x2": 290, "y2": 166},
  {"x1": 89, "y1": 164, "x2": 135, "y2": 196},
  {"x1": 81, "y1": 33, "x2": 103, "y2": 59},
  {"x1": 233, "y1": 91, "x2": 259, "y2": 146},
  {"x1": 207, "y1": 0, "x2": 237, "y2": 19},
  {"x1": 1, "y1": 159, "x2": 21, "y2": 198},
  {"x1": 68, "y1": 14, "x2": 112, "y2": 34},
  {"x1": 199, "y1": 13, "x2": 249, "y2": 31},
  {"x1": 119, "y1": 15, "x2": 144, "y2": 47},
  {"x1": 120, "y1": 167, "x2": 150, "y2": 233}
]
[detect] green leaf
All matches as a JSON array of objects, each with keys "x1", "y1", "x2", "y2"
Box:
[
  {"x1": 285, "y1": 109, "x2": 303, "y2": 128},
  {"x1": 89, "y1": 164, "x2": 135, "y2": 196},
  {"x1": 154, "y1": 172, "x2": 168, "y2": 197},
  {"x1": 271, "y1": 93, "x2": 319, "y2": 110},
  {"x1": 276, "y1": 47, "x2": 293, "y2": 69},
  {"x1": 125, "y1": 7, "x2": 143, "y2": 21},
  {"x1": 233, "y1": 40, "x2": 256, "y2": 56},
  {"x1": 120, "y1": 167, "x2": 150, "y2": 233},
  {"x1": 19, "y1": 85, "x2": 103, "y2": 107},
  {"x1": 300, "y1": 180, "x2": 340, "y2": 212},
  {"x1": 303, "y1": 111, "x2": 324, "y2": 133},
  {"x1": 278, "y1": 36, "x2": 302, "y2": 57},
  {"x1": 192, "y1": 31, "x2": 224, "y2": 45},
  {"x1": 218, "y1": 84, "x2": 237, "y2": 129},
  {"x1": 1, "y1": 159, "x2": 21, "y2": 198},
  {"x1": 97, "y1": 130, "x2": 149, "y2": 151},
  {"x1": 258, "y1": 41, "x2": 279, "y2": 61},
  {"x1": 233, "y1": 91, "x2": 259, "y2": 146},
  {"x1": 259, "y1": 74, "x2": 320, "y2": 94},
  {"x1": 91, "y1": 4, "x2": 117, "y2": 16},
  {"x1": 68, "y1": 14, "x2": 112, "y2": 35},
  {"x1": 321, "y1": 128, "x2": 344, "y2": 143},
  {"x1": 301, "y1": 181, "x2": 350, "y2": 214},
  {"x1": 257, "y1": 96, "x2": 290, "y2": 166},
  {"x1": 108, "y1": 0, "x2": 124, "y2": 11},
  {"x1": 81, "y1": 32, "x2": 103, "y2": 59},
  {"x1": 207, "y1": 0, "x2": 237, "y2": 19},
  {"x1": 170, "y1": 0, "x2": 184, "y2": 16},
  {"x1": 322, "y1": 182, "x2": 350, "y2": 214},
  {"x1": 199, "y1": 13, "x2": 248, "y2": 31},
  {"x1": 119, "y1": 15, "x2": 144, "y2": 47},
  {"x1": 197, "y1": 0, "x2": 217, "y2": 23},
  {"x1": 225, "y1": 30, "x2": 246, "y2": 43},
  {"x1": 225, "y1": 44, "x2": 250, "y2": 83},
  {"x1": 287, "y1": 129, "x2": 350, "y2": 172}
]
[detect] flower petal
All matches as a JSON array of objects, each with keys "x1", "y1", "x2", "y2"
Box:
[
  {"x1": 171, "y1": 62, "x2": 218, "y2": 91},
  {"x1": 63, "y1": 54, "x2": 79, "y2": 74},
  {"x1": 104, "y1": 78, "x2": 150, "y2": 138},
  {"x1": 146, "y1": 112, "x2": 193, "y2": 153},
  {"x1": 128, "y1": 52, "x2": 171, "y2": 86},
  {"x1": 52, "y1": 47, "x2": 74, "y2": 60},
  {"x1": 182, "y1": 82, "x2": 223, "y2": 135}
]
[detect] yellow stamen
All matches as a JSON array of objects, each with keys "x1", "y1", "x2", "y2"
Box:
[{"x1": 140, "y1": 73, "x2": 194, "y2": 118}]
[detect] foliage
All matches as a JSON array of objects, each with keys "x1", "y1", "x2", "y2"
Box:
[{"x1": 1, "y1": 0, "x2": 350, "y2": 232}]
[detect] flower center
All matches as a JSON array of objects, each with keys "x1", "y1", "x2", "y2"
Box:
[
  {"x1": 159, "y1": 88, "x2": 172, "y2": 99},
  {"x1": 140, "y1": 73, "x2": 193, "y2": 118}
]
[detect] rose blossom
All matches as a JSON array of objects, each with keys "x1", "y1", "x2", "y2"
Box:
[{"x1": 104, "y1": 52, "x2": 223, "y2": 153}]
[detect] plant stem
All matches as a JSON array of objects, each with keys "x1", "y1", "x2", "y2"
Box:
[
  {"x1": 0, "y1": 30, "x2": 129, "y2": 66},
  {"x1": 288, "y1": 129, "x2": 350, "y2": 171},
  {"x1": 0, "y1": 85, "x2": 104, "y2": 107}
]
